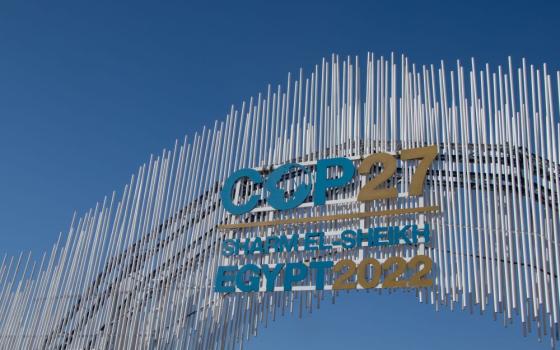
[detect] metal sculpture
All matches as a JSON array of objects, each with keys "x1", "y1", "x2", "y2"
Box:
[{"x1": 0, "y1": 53, "x2": 559, "y2": 349}]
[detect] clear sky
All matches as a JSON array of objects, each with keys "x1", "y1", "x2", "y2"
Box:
[{"x1": 0, "y1": 1, "x2": 558, "y2": 349}]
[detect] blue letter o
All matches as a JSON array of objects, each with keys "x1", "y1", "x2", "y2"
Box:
[{"x1": 265, "y1": 163, "x2": 311, "y2": 211}]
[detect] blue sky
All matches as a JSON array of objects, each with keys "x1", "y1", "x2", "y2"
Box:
[{"x1": 0, "y1": 1, "x2": 558, "y2": 349}]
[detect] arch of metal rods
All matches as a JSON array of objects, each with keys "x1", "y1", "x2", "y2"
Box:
[{"x1": 0, "y1": 54, "x2": 559, "y2": 349}]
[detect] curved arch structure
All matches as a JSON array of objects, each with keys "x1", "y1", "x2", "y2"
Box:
[{"x1": 0, "y1": 54, "x2": 559, "y2": 349}]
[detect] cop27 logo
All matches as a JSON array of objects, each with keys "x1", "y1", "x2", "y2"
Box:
[
  {"x1": 215, "y1": 145, "x2": 439, "y2": 293},
  {"x1": 220, "y1": 145, "x2": 438, "y2": 215}
]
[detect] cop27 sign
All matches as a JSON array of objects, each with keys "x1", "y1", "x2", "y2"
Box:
[{"x1": 215, "y1": 145, "x2": 439, "y2": 293}]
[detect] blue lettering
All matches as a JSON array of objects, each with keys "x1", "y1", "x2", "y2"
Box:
[
  {"x1": 284, "y1": 262, "x2": 308, "y2": 291},
  {"x1": 220, "y1": 168, "x2": 263, "y2": 215},
  {"x1": 262, "y1": 264, "x2": 284, "y2": 291},
  {"x1": 266, "y1": 163, "x2": 311, "y2": 210},
  {"x1": 215, "y1": 266, "x2": 237, "y2": 293},
  {"x1": 236, "y1": 264, "x2": 261, "y2": 292},
  {"x1": 340, "y1": 230, "x2": 357, "y2": 249},
  {"x1": 314, "y1": 158, "x2": 355, "y2": 205},
  {"x1": 310, "y1": 261, "x2": 334, "y2": 290}
]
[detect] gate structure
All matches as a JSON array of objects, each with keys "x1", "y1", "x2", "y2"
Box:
[{"x1": 0, "y1": 53, "x2": 559, "y2": 349}]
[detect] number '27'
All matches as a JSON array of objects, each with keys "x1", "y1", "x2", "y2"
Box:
[{"x1": 357, "y1": 145, "x2": 438, "y2": 201}]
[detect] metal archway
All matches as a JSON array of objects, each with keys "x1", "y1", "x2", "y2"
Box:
[{"x1": 0, "y1": 54, "x2": 559, "y2": 349}]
